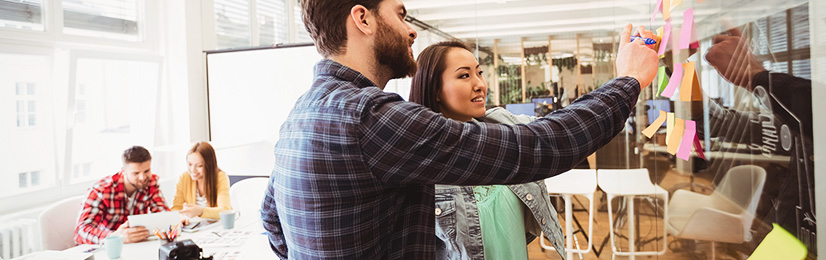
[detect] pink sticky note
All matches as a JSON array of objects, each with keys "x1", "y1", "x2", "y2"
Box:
[
  {"x1": 693, "y1": 134, "x2": 705, "y2": 159},
  {"x1": 658, "y1": 22, "x2": 671, "y2": 56},
  {"x1": 679, "y1": 8, "x2": 694, "y2": 49},
  {"x1": 650, "y1": 0, "x2": 663, "y2": 24},
  {"x1": 677, "y1": 120, "x2": 696, "y2": 160},
  {"x1": 661, "y1": 64, "x2": 683, "y2": 98}
]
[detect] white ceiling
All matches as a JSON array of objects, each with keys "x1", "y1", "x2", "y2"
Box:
[{"x1": 404, "y1": 0, "x2": 803, "y2": 57}]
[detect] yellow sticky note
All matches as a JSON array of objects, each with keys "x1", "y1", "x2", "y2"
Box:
[
  {"x1": 666, "y1": 112, "x2": 675, "y2": 145},
  {"x1": 671, "y1": 0, "x2": 682, "y2": 11},
  {"x1": 663, "y1": 0, "x2": 671, "y2": 20},
  {"x1": 642, "y1": 110, "x2": 667, "y2": 138},
  {"x1": 749, "y1": 224, "x2": 807, "y2": 260},
  {"x1": 666, "y1": 118, "x2": 684, "y2": 155},
  {"x1": 680, "y1": 61, "x2": 695, "y2": 101}
]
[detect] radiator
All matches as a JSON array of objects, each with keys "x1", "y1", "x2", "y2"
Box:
[{"x1": 0, "y1": 219, "x2": 38, "y2": 259}]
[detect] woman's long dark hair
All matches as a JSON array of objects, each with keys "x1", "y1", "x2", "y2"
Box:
[
  {"x1": 409, "y1": 41, "x2": 472, "y2": 112},
  {"x1": 189, "y1": 142, "x2": 220, "y2": 207}
]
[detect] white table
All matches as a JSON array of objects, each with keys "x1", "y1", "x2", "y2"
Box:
[{"x1": 87, "y1": 217, "x2": 276, "y2": 260}]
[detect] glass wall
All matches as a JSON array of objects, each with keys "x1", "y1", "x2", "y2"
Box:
[{"x1": 408, "y1": 0, "x2": 820, "y2": 258}]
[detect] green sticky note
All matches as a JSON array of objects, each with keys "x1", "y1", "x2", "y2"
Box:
[
  {"x1": 657, "y1": 66, "x2": 669, "y2": 96},
  {"x1": 749, "y1": 223, "x2": 807, "y2": 260}
]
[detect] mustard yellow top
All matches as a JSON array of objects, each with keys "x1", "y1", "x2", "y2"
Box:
[{"x1": 171, "y1": 170, "x2": 231, "y2": 219}]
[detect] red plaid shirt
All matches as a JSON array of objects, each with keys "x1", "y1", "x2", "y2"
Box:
[{"x1": 74, "y1": 171, "x2": 169, "y2": 244}]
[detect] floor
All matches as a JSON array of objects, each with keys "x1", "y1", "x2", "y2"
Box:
[{"x1": 524, "y1": 168, "x2": 752, "y2": 260}]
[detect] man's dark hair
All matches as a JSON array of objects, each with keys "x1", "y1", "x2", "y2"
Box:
[
  {"x1": 409, "y1": 41, "x2": 472, "y2": 112},
  {"x1": 302, "y1": 0, "x2": 384, "y2": 57},
  {"x1": 122, "y1": 146, "x2": 151, "y2": 164}
]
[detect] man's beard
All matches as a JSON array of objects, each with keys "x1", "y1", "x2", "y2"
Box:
[{"x1": 375, "y1": 19, "x2": 417, "y2": 79}]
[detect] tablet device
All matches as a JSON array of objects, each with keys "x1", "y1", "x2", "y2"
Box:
[
  {"x1": 181, "y1": 218, "x2": 219, "y2": 232},
  {"x1": 127, "y1": 211, "x2": 182, "y2": 235}
]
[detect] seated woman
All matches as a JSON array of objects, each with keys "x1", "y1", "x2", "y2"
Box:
[
  {"x1": 172, "y1": 141, "x2": 231, "y2": 219},
  {"x1": 409, "y1": 41, "x2": 565, "y2": 259}
]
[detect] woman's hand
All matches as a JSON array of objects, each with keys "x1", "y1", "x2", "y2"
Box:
[{"x1": 180, "y1": 203, "x2": 204, "y2": 218}]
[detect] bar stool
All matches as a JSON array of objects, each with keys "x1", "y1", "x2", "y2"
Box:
[
  {"x1": 597, "y1": 169, "x2": 668, "y2": 260},
  {"x1": 540, "y1": 169, "x2": 597, "y2": 260}
]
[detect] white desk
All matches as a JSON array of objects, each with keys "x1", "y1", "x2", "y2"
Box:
[{"x1": 25, "y1": 217, "x2": 277, "y2": 260}]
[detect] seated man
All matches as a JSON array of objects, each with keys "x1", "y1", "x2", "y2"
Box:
[{"x1": 74, "y1": 146, "x2": 172, "y2": 244}]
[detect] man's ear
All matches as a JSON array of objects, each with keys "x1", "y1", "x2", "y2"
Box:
[{"x1": 350, "y1": 5, "x2": 375, "y2": 36}]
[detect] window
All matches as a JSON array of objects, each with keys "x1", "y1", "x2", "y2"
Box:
[
  {"x1": 62, "y1": 0, "x2": 142, "y2": 41},
  {"x1": 0, "y1": 0, "x2": 45, "y2": 31},
  {"x1": 16, "y1": 171, "x2": 42, "y2": 189},
  {"x1": 211, "y1": 0, "x2": 303, "y2": 50},
  {"x1": 15, "y1": 82, "x2": 36, "y2": 127}
]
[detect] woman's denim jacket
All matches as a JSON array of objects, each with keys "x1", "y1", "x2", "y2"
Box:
[{"x1": 435, "y1": 107, "x2": 566, "y2": 260}]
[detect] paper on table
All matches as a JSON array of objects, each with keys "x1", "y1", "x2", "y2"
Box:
[
  {"x1": 642, "y1": 110, "x2": 667, "y2": 138},
  {"x1": 666, "y1": 112, "x2": 675, "y2": 145},
  {"x1": 657, "y1": 66, "x2": 669, "y2": 96},
  {"x1": 658, "y1": 22, "x2": 671, "y2": 57},
  {"x1": 677, "y1": 120, "x2": 695, "y2": 160},
  {"x1": 650, "y1": 0, "x2": 663, "y2": 24},
  {"x1": 680, "y1": 61, "x2": 695, "y2": 101},
  {"x1": 679, "y1": 8, "x2": 694, "y2": 49},
  {"x1": 661, "y1": 63, "x2": 682, "y2": 98},
  {"x1": 667, "y1": 118, "x2": 685, "y2": 155}
]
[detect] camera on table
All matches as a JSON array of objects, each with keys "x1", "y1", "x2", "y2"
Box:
[{"x1": 159, "y1": 239, "x2": 213, "y2": 260}]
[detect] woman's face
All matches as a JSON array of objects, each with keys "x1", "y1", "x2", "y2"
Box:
[
  {"x1": 437, "y1": 48, "x2": 487, "y2": 122},
  {"x1": 186, "y1": 153, "x2": 205, "y2": 181}
]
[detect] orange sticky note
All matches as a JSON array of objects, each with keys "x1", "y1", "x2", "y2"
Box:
[
  {"x1": 665, "y1": 112, "x2": 675, "y2": 145},
  {"x1": 691, "y1": 70, "x2": 702, "y2": 101},
  {"x1": 667, "y1": 118, "x2": 685, "y2": 155},
  {"x1": 680, "y1": 61, "x2": 695, "y2": 101},
  {"x1": 642, "y1": 110, "x2": 667, "y2": 138}
]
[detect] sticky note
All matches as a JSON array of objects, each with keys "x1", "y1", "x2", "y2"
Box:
[
  {"x1": 661, "y1": 63, "x2": 682, "y2": 98},
  {"x1": 650, "y1": 0, "x2": 663, "y2": 24},
  {"x1": 642, "y1": 110, "x2": 667, "y2": 138},
  {"x1": 657, "y1": 66, "x2": 669, "y2": 96},
  {"x1": 666, "y1": 118, "x2": 684, "y2": 155},
  {"x1": 663, "y1": 0, "x2": 671, "y2": 21},
  {"x1": 691, "y1": 70, "x2": 702, "y2": 101},
  {"x1": 677, "y1": 120, "x2": 695, "y2": 160},
  {"x1": 680, "y1": 61, "x2": 695, "y2": 101},
  {"x1": 749, "y1": 224, "x2": 807, "y2": 260},
  {"x1": 666, "y1": 112, "x2": 675, "y2": 145},
  {"x1": 671, "y1": 0, "x2": 682, "y2": 11},
  {"x1": 658, "y1": 22, "x2": 671, "y2": 57},
  {"x1": 693, "y1": 134, "x2": 705, "y2": 159},
  {"x1": 679, "y1": 8, "x2": 694, "y2": 49}
]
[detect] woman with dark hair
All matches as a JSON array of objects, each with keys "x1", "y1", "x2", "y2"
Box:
[
  {"x1": 172, "y1": 141, "x2": 232, "y2": 219},
  {"x1": 410, "y1": 41, "x2": 565, "y2": 260}
]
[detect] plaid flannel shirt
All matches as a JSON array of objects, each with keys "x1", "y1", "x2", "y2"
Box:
[
  {"x1": 262, "y1": 59, "x2": 640, "y2": 259},
  {"x1": 74, "y1": 171, "x2": 169, "y2": 244}
]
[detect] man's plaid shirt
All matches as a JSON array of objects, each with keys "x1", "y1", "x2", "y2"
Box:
[
  {"x1": 261, "y1": 59, "x2": 640, "y2": 259},
  {"x1": 74, "y1": 171, "x2": 169, "y2": 244}
]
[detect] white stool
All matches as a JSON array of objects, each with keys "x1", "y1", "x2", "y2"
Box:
[
  {"x1": 597, "y1": 169, "x2": 668, "y2": 260},
  {"x1": 541, "y1": 169, "x2": 597, "y2": 260}
]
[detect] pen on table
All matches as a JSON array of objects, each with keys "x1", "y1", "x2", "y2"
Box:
[
  {"x1": 630, "y1": 36, "x2": 657, "y2": 45},
  {"x1": 213, "y1": 231, "x2": 223, "y2": 238}
]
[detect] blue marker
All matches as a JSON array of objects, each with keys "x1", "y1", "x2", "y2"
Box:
[{"x1": 630, "y1": 36, "x2": 657, "y2": 45}]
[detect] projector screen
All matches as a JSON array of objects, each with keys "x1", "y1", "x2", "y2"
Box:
[{"x1": 205, "y1": 44, "x2": 322, "y2": 176}]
